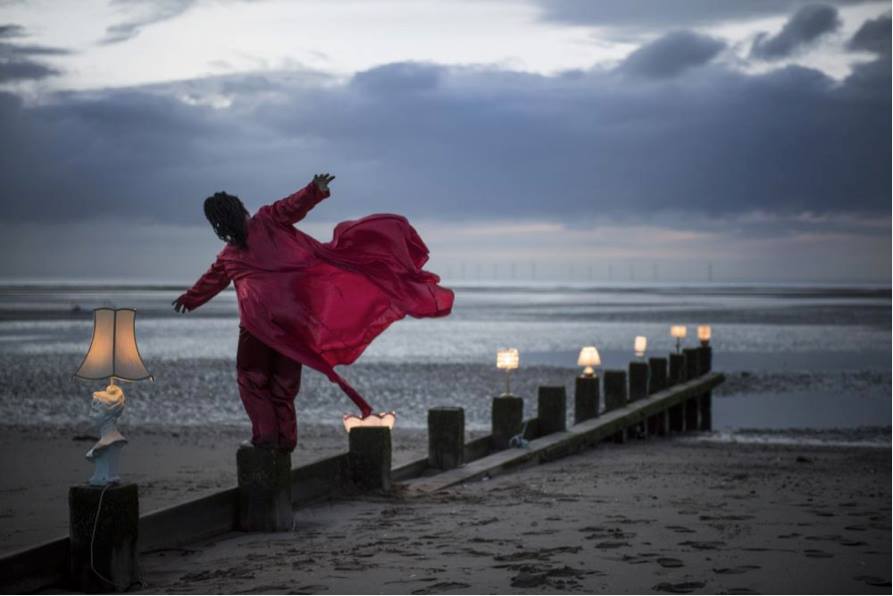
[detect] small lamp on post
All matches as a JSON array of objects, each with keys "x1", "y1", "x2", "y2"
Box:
[
  {"x1": 698, "y1": 325, "x2": 712, "y2": 347},
  {"x1": 634, "y1": 336, "x2": 647, "y2": 360},
  {"x1": 497, "y1": 348, "x2": 519, "y2": 395},
  {"x1": 73, "y1": 308, "x2": 153, "y2": 486},
  {"x1": 577, "y1": 346, "x2": 601, "y2": 377},
  {"x1": 670, "y1": 325, "x2": 687, "y2": 354}
]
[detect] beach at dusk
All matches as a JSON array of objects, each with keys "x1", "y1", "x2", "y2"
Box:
[{"x1": 1, "y1": 0, "x2": 890, "y2": 593}]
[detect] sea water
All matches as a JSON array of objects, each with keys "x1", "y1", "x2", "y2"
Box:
[{"x1": 0, "y1": 282, "x2": 889, "y2": 443}]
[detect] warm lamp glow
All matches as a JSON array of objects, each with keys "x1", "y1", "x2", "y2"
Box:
[
  {"x1": 634, "y1": 336, "x2": 647, "y2": 358},
  {"x1": 343, "y1": 411, "x2": 397, "y2": 433},
  {"x1": 698, "y1": 325, "x2": 712, "y2": 345},
  {"x1": 497, "y1": 348, "x2": 520, "y2": 370},
  {"x1": 670, "y1": 325, "x2": 687, "y2": 353},
  {"x1": 577, "y1": 346, "x2": 601, "y2": 376},
  {"x1": 74, "y1": 308, "x2": 153, "y2": 382}
]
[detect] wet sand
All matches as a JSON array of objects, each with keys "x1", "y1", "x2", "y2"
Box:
[
  {"x1": 126, "y1": 439, "x2": 892, "y2": 595},
  {"x1": 0, "y1": 423, "x2": 432, "y2": 555}
]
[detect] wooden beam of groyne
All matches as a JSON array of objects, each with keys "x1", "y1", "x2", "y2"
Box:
[{"x1": 403, "y1": 372, "x2": 725, "y2": 493}]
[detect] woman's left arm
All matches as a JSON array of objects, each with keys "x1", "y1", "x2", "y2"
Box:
[{"x1": 260, "y1": 173, "x2": 335, "y2": 226}]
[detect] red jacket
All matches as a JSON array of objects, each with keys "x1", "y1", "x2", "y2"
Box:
[{"x1": 178, "y1": 182, "x2": 454, "y2": 417}]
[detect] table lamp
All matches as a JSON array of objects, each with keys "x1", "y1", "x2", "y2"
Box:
[
  {"x1": 577, "y1": 346, "x2": 601, "y2": 377},
  {"x1": 497, "y1": 348, "x2": 520, "y2": 395},
  {"x1": 73, "y1": 308, "x2": 152, "y2": 486}
]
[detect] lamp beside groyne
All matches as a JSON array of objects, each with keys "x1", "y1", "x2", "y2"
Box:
[
  {"x1": 73, "y1": 308, "x2": 153, "y2": 486},
  {"x1": 497, "y1": 348, "x2": 520, "y2": 395},
  {"x1": 70, "y1": 307, "x2": 151, "y2": 592},
  {"x1": 698, "y1": 325, "x2": 712, "y2": 346},
  {"x1": 634, "y1": 336, "x2": 647, "y2": 359},
  {"x1": 577, "y1": 346, "x2": 601, "y2": 377},
  {"x1": 574, "y1": 346, "x2": 601, "y2": 423},
  {"x1": 670, "y1": 325, "x2": 687, "y2": 353}
]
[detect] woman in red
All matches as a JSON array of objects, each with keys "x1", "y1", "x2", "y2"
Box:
[{"x1": 173, "y1": 173, "x2": 454, "y2": 451}]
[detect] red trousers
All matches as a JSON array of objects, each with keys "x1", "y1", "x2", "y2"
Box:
[{"x1": 236, "y1": 326, "x2": 302, "y2": 451}]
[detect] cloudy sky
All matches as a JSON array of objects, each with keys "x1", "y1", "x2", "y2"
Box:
[{"x1": 1, "y1": 0, "x2": 890, "y2": 283}]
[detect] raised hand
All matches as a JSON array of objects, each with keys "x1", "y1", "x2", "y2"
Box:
[
  {"x1": 171, "y1": 298, "x2": 190, "y2": 314},
  {"x1": 313, "y1": 172, "x2": 335, "y2": 193}
]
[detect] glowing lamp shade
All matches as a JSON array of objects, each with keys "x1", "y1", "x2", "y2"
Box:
[
  {"x1": 74, "y1": 308, "x2": 153, "y2": 382},
  {"x1": 343, "y1": 411, "x2": 396, "y2": 433},
  {"x1": 496, "y1": 348, "x2": 520, "y2": 370},
  {"x1": 698, "y1": 325, "x2": 712, "y2": 345},
  {"x1": 577, "y1": 346, "x2": 601, "y2": 376},
  {"x1": 670, "y1": 324, "x2": 687, "y2": 353},
  {"x1": 634, "y1": 336, "x2": 647, "y2": 358}
]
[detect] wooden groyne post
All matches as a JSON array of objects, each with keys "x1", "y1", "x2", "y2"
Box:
[
  {"x1": 236, "y1": 446, "x2": 293, "y2": 532},
  {"x1": 603, "y1": 369, "x2": 628, "y2": 442},
  {"x1": 574, "y1": 374, "x2": 600, "y2": 423},
  {"x1": 537, "y1": 386, "x2": 567, "y2": 435},
  {"x1": 428, "y1": 406, "x2": 465, "y2": 470}
]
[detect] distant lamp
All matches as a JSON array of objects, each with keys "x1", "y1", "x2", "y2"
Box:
[
  {"x1": 698, "y1": 325, "x2": 712, "y2": 346},
  {"x1": 670, "y1": 325, "x2": 687, "y2": 353},
  {"x1": 343, "y1": 411, "x2": 397, "y2": 433},
  {"x1": 497, "y1": 348, "x2": 520, "y2": 395},
  {"x1": 577, "y1": 346, "x2": 601, "y2": 377},
  {"x1": 74, "y1": 308, "x2": 152, "y2": 486},
  {"x1": 634, "y1": 336, "x2": 647, "y2": 359}
]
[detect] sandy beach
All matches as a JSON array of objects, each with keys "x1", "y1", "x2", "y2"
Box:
[
  {"x1": 114, "y1": 438, "x2": 892, "y2": 595},
  {"x1": 0, "y1": 423, "x2": 437, "y2": 556}
]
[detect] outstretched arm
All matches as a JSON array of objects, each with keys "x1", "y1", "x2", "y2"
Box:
[
  {"x1": 172, "y1": 258, "x2": 230, "y2": 313},
  {"x1": 260, "y1": 173, "x2": 335, "y2": 226}
]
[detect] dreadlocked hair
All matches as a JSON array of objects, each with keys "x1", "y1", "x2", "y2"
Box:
[{"x1": 203, "y1": 192, "x2": 249, "y2": 249}]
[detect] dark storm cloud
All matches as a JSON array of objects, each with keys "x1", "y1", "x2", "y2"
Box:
[
  {"x1": 848, "y1": 13, "x2": 892, "y2": 54},
  {"x1": 750, "y1": 4, "x2": 841, "y2": 60},
  {"x1": 0, "y1": 40, "x2": 889, "y2": 227},
  {"x1": 0, "y1": 24, "x2": 26, "y2": 38},
  {"x1": 532, "y1": 0, "x2": 874, "y2": 30},
  {"x1": 618, "y1": 31, "x2": 725, "y2": 78},
  {"x1": 102, "y1": 0, "x2": 198, "y2": 44},
  {"x1": 0, "y1": 24, "x2": 68, "y2": 82}
]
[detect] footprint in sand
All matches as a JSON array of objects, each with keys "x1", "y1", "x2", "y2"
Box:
[
  {"x1": 713, "y1": 565, "x2": 761, "y2": 575},
  {"x1": 803, "y1": 549, "x2": 834, "y2": 558},
  {"x1": 657, "y1": 557, "x2": 684, "y2": 568},
  {"x1": 411, "y1": 582, "x2": 471, "y2": 594},
  {"x1": 594, "y1": 541, "x2": 631, "y2": 549},
  {"x1": 678, "y1": 540, "x2": 725, "y2": 551},
  {"x1": 652, "y1": 581, "x2": 706, "y2": 594},
  {"x1": 853, "y1": 575, "x2": 892, "y2": 588}
]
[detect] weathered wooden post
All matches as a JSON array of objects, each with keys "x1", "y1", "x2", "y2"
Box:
[
  {"x1": 237, "y1": 445, "x2": 293, "y2": 532},
  {"x1": 349, "y1": 427, "x2": 392, "y2": 491},
  {"x1": 699, "y1": 345, "x2": 713, "y2": 430},
  {"x1": 628, "y1": 361, "x2": 649, "y2": 437},
  {"x1": 492, "y1": 394, "x2": 523, "y2": 450},
  {"x1": 574, "y1": 375, "x2": 600, "y2": 423},
  {"x1": 537, "y1": 386, "x2": 567, "y2": 435},
  {"x1": 648, "y1": 357, "x2": 668, "y2": 393},
  {"x1": 428, "y1": 407, "x2": 465, "y2": 470},
  {"x1": 683, "y1": 347, "x2": 703, "y2": 430},
  {"x1": 603, "y1": 369, "x2": 628, "y2": 442},
  {"x1": 668, "y1": 353, "x2": 687, "y2": 386},
  {"x1": 667, "y1": 352, "x2": 687, "y2": 432},
  {"x1": 69, "y1": 483, "x2": 139, "y2": 592},
  {"x1": 628, "y1": 361, "x2": 649, "y2": 401},
  {"x1": 644, "y1": 357, "x2": 668, "y2": 436}
]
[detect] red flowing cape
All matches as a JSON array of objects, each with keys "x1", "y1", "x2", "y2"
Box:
[{"x1": 179, "y1": 183, "x2": 454, "y2": 417}]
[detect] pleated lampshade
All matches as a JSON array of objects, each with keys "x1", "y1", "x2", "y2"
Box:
[{"x1": 74, "y1": 308, "x2": 153, "y2": 382}]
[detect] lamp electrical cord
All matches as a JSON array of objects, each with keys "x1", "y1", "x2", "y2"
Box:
[{"x1": 88, "y1": 481, "x2": 143, "y2": 590}]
